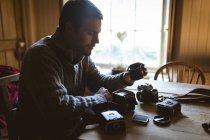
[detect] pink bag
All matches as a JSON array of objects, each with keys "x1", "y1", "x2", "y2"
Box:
[{"x1": 0, "y1": 65, "x2": 19, "y2": 128}]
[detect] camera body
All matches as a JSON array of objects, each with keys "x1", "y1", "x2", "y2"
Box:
[
  {"x1": 91, "y1": 89, "x2": 137, "y2": 117},
  {"x1": 99, "y1": 110, "x2": 126, "y2": 133},
  {"x1": 112, "y1": 89, "x2": 137, "y2": 114},
  {"x1": 136, "y1": 84, "x2": 158, "y2": 103},
  {"x1": 156, "y1": 99, "x2": 181, "y2": 116}
]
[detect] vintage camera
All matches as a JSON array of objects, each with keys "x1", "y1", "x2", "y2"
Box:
[
  {"x1": 136, "y1": 83, "x2": 159, "y2": 103},
  {"x1": 156, "y1": 99, "x2": 181, "y2": 116},
  {"x1": 91, "y1": 89, "x2": 137, "y2": 116},
  {"x1": 112, "y1": 89, "x2": 137, "y2": 114},
  {"x1": 99, "y1": 110, "x2": 126, "y2": 133}
]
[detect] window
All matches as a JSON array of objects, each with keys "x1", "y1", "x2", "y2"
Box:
[
  {"x1": 63, "y1": 0, "x2": 169, "y2": 69},
  {"x1": 90, "y1": 0, "x2": 169, "y2": 69}
]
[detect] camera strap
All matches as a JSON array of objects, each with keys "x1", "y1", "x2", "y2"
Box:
[{"x1": 168, "y1": 88, "x2": 210, "y2": 102}]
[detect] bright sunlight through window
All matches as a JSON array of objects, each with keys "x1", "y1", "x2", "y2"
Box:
[
  {"x1": 90, "y1": 0, "x2": 169, "y2": 69},
  {"x1": 63, "y1": 0, "x2": 169, "y2": 69}
]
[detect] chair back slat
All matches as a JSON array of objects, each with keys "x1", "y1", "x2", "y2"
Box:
[{"x1": 154, "y1": 61, "x2": 205, "y2": 85}]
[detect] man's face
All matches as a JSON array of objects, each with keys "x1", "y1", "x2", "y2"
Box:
[{"x1": 72, "y1": 18, "x2": 101, "y2": 56}]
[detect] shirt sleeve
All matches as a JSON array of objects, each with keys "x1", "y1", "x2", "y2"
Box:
[{"x1": 86, "y1": 58, "x2": 128, "y2": 93}]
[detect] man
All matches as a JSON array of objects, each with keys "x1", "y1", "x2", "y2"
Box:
[{"x1": 16, "y1": 0, "x2": 147, "y2": 139}]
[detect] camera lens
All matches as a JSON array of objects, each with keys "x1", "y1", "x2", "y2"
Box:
[
  {"x1": 202, "y1": 123, "x2": 210, "y2": 130},
  {"x1": 128, "y1": 62, "x2": 144, "y2": 80}
]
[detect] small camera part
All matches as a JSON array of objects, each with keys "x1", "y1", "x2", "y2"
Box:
[
  {"x1": 136, "y1": 83, "x2": 159, "y2": 103},
  {"x1": 156, "y1": 99, "x2": 181, "y2": 116},
  {"x1": 153, "y1": 115, "x2": 170, "y2": 125},
  {"x1": 99, "y1": 110, "x2": 126, "y2": 133},
  {"x1": 132, "y1": 114, "x2": 149, "y2": 125}
]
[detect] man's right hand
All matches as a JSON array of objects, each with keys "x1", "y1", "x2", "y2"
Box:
[{"x1": 95, "y1": 87, "x2": 112, "y2": 101}]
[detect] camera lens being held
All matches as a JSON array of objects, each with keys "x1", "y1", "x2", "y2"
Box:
[
  {"x1": 136, "y1": 83, "x2": 159, "y2": 103},
  {"x1": 127, "y1": 62, "x2": 147, "y2": 80},
  {"x1": 202, "y1": 122, "x2": 210, "y2": 130}
]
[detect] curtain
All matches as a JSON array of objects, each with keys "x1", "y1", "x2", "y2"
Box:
[{"x1": 166, "y1": 0, "x2": 176, "y2": 62}]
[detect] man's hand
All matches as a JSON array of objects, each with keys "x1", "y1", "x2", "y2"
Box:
[
  {"x1": 121, "y1": 72, "x2": 135, "y2": 85},
  {"x1": 95, "y1": 87, "x2": 112, "y2": 101},
  {"x1": 121, "y1": 62, "x2": 147, "y2": 85}
]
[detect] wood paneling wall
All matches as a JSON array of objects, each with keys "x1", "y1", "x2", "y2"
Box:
[
  {"x1": 33, "y1": 0, "x2": 61, "y2": 42},
  {"x1": 0, "y1": 0, "x2": 21, "y2": 68},
  {"x1": 172, "y1": 0, "x2": 210, "y2": 72},
  {"x1": 0, "y1": 0, "x2": 61, "y2": 69},
  {"x1": 22, "y1": 0, "x2": 61, "y2": 47}
]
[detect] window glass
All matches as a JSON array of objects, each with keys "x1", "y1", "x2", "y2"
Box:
[
  {"x1": 63, "y1": 0, "x2": 169, "y2": 68},
  {"x1": 90, "y1": 0, "x2": 167, "y2": 68}
]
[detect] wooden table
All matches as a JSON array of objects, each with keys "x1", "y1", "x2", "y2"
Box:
[{"x1": 79, "y1": 80, "x2": 210, "y2": 140}]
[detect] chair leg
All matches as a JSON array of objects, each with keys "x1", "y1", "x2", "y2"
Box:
[{"x1": 0, "y1": 128, "x2": 9, "y2": 140}]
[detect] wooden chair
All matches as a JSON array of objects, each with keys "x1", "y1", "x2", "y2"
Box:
[
  {"x1": 154, "y1": 61, "x2": 206, "y2": 85},
  {"x1": 0, "y1": 73, "x2": 20, "y2": 140}
]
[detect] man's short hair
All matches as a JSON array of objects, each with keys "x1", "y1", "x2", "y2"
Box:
[{"x1": 59, "y1": 0, "x2": 103, "y2": 31}]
